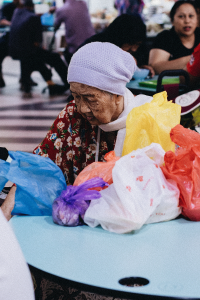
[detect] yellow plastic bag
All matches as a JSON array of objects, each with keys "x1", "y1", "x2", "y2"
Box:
[
  {"x1": 192, "y1": 106, "x2": 200, "y2": 126},
  {"x1": 122, "y1": 91, "x2": 181, "y2": 156}
]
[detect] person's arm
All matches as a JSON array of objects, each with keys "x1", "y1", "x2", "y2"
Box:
[
  {"x1": 149, "y1": 48, "x2": 191, "y2": 75},
  {"x1": 0, "y1": 19, "x2": 11, "y2": 26},
  {"x1": 140, "y1": 65, "x2": 155, "y2": 77},
  {"x1": 54, "y1": 8, "x2": 63, "y2": 32},
  {"x1": 1, "y1": 185, "x2": 16, "y2": 221}
]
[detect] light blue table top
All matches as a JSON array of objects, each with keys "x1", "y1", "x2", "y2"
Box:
[
  {"x1": 126, "y1": 77, "x2": 157, "y2": 96},
  {"x1": 10, "y1": 215, "x2": 200, "y2": 299}
]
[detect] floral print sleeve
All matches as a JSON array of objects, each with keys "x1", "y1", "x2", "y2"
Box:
[
  {"x1": 33, "y1": 102, "x2": 77, "y2": 184},
  {"x1": 33, "y1": 100, "x2": 115, "y2": 185}
]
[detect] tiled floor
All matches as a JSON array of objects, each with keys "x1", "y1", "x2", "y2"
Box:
[{"x1": 0, "y1": 57, "x2": 70, "y2": 153}]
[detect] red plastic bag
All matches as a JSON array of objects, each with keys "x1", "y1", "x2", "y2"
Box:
[
  {"x1": 161, "y1": 124, "x2": 200, "y2": 221},
  {"x1": 73, "y1": 151, "x2": 120, "y2": 189}
]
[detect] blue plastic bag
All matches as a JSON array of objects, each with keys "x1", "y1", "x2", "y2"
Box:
[
  {"x1": 0, "y1": 151, "x2": 66, "y2": 216},
  {"x1": 52, "y1": 177, "x2": 108, "y2": 226}
]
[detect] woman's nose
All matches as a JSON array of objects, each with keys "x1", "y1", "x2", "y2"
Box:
[
  {"x1": 80, "y1": 99, "x2": 91, "y2": 113},
  {"x1": 184, "y1": 16, "x2": 190, "y2": 23}
]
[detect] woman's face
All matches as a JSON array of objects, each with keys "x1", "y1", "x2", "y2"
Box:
[
  {"x1": 172, "y1": 3, "x2": 197, "y2": 37},
  {"x1": 70, "y1": 82, "x2": 123, "y2": 126},
  {"x1": 121, "y1": 42, "x2": 142, "y2": 53}
]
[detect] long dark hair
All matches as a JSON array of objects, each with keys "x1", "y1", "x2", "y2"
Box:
[{"x1": 88, "y1": 14, "x2": 146, "y2": 48}]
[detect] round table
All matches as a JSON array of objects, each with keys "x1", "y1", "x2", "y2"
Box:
[{"x1": 10, "y1": 215, "x2": 200, "y2": 300}]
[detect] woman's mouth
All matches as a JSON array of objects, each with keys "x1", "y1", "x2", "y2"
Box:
[
  {"x1": 183, "y1": 26, "x2": 191, "y2": 31},
  {"x1": 86, "y1": 116, "x2": 94, "y2": 121}
]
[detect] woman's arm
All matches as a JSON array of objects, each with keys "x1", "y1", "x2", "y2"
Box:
[{"x1": 149, "y1": 48, "x2": 191, "y2": 74}]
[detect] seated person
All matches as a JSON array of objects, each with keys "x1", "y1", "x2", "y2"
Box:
[
  {"x1": 53, "y1": 0, "x2": 95, "y2": 65},
  {"x1": 149, "y1": 0, "x2": 200, "y2": 74},
  {"x1": 0, "y1": 208, "x2": 35, "y2": 300},
  {"x1": 1, "y1": 41, "x2": 153, "y2": 299},
  {"x1": 186, "y1": 42, "x2": 200, "y2": 89},
  {"x1": 81, "y1": 14, "x2": 155, "y2": 77},
  {"x1": 2, "y1": 41, "x2": 152, "y2": 213},
  {"x1": 9, "y1": 0, "x2": 70, "y2": 95}
]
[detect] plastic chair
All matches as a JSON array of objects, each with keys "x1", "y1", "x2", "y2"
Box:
[{"x1": 156, "y1": 69, "x2": 190, "y2": 99}]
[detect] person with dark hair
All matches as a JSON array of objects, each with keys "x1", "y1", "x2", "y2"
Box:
[
  {"x1": 114, "y1": 0, "x2": 144, "y2": 16},
  {"x1": 149, "y1": 0, "x2": 200, "y2": 74},
  {"x1": 81, "y1": 14, "x2": 154, "y2": 76},
  {"x1": 0, "y1": 0, "x2": 21, "y2": 87},
  {"x1": 9, "y1": 0, "x2": 70, "y2": 95}
]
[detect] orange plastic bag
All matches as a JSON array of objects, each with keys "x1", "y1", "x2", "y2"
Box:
[
  {"x1": 73, "y1": 151, "x2": 120, "y2": 190},
  {"x1": 161, "y1": 124, "x2": 200, "y2": 221}
]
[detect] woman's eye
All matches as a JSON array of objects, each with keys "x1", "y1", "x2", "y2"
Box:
[{"x1": 88, "y1": 101, "x2": 97, "y2": 107}]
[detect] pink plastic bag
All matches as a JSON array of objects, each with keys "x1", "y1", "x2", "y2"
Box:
[
  {"x1": 73, "y1": 151, "x2": 120, "y2": 189},
  {"x1": 161, "y1": 124, "x2": 200, "y2": 221}
]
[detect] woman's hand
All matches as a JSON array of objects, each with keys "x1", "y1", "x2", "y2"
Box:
[
  {"x1": 0, "y1": 19, "x2": 11, "y2": 26},
  {"x1": 140, "y1": 65, "x2": 155, "y2": 78},
  {"x1": 1, "y1": 185, "x2": 16, "y2": 221}
]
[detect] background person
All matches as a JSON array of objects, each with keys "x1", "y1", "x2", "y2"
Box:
[
  {"x1": 186, "y1": 42, "x2": 200, "y2": 89},
  {"x1": 0, "y1": 0, "x2": 21, "y2": 87},
  {"x1": 54, "y1": 0, "x2": 95, "y2": 65},
  {"x1": 0, "y1": 208, "x2": 35, "y2": 300},
  {"x1": 114, "y1": 0, "x2": 144, "y2": 16},
  {"x1": 149, "y1": 0, "x2": 200, "y2": 74},
  {"x1": 81, "y1": 13, "x2": 155, "y2": 77},
  {"x1": 9, "y1": 0, "x2": 70, "y2": 95}
]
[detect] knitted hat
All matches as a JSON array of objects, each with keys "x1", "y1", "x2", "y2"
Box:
[{"x1": 67, "y1": 42, "x2": 137, "y2": 96}]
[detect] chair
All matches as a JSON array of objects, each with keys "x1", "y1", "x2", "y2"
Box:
[
  {"x1": 156, "y1": 70, "x2": 199, "y2": 130},
  {"x1": 156, "y1": 69, "x2": 190, "y2": 100}
]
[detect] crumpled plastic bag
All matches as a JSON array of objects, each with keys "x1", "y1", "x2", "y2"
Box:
[
  {"x1": 122, "y1": 91, "x2": 181, "y2": 156},
  {"x1": 84, "y1": 143, "x2": 181, "y2": 234},
  {"x1": 73, "y1": 151, "x2": 120, "y2": 189},
  {"x1": 0, "y1": 151, "x2": 67, "y2": 216},
  {"x1": 52, "y1": 177, "x2": 108, "y2": 226},
  {"x1": 161, "y1": 124, "x2": 200, "y2": 221}
]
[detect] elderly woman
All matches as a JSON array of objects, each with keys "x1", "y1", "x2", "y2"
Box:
[
  {"x1": 33, "y1": 42, "x2": 152, "y2": 185},
  {"x1": 1, "y1": 42, "x2": 152, "y2": 299},
  {"x1": 2, "y1": 43, "x2": 152, "y2": 209},
  {"x1": 149, "y1": 0, "x2": 200, "y2": 74}
]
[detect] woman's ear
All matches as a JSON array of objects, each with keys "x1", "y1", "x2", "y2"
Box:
[{"x1": 114, "y1": 94, "x2": 124, "y2": 109}]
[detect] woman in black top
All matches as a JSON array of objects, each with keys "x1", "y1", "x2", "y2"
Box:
[{"x1": 149, "y1": 0, "x2": 200, "y2": 74}]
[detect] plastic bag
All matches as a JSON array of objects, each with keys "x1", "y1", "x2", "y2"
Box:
[
  {"x1": 52, "y1": 177, "x2": 108, "y2": 226},
  {"x1": 122, "y1": 91, "x2": 181, "y2": 156},
  {"x1": 161, "y1": 124, "x2": 200, "y2": 221},
  {"x1": 73, "y1": 151, "x2": 120, "y2": 189},
  {"x1": 84, "y1": 143, "x2": 181, "y2": 234},
  {"x1": 0, "y1": 151, "x2": 66, "y2": 216}
]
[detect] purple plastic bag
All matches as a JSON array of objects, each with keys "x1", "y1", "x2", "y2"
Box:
[{"x1": 52, "y1": 177, "x2": 108, "y2": 226}]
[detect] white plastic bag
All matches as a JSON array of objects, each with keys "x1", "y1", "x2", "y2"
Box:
[{"x1": 84, "y1": 143, "x2": 181, "y2": 234}]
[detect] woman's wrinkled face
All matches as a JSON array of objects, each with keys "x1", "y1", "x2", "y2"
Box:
[
  {"x1": 172, "y1": 3, "x2": 197, "y2": 37},
  {"x1": 70, "y1": 82, "x2": 123, "y2": 126}
]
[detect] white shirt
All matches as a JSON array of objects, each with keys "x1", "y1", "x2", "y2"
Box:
[{"x1": 0, "y1": 209, "x2": 35, "y2": 300}]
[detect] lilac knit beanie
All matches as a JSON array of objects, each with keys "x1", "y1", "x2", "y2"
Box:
[{"x1": 67, "y1": 42, "x2": 137, "y2": 96}]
